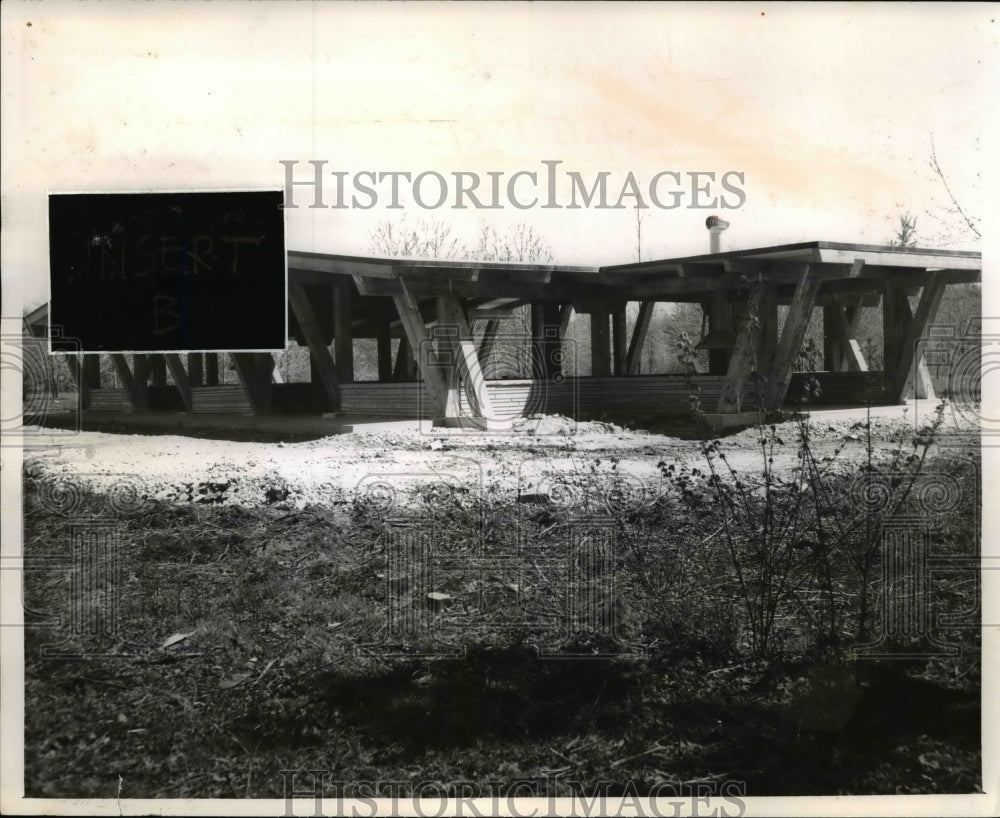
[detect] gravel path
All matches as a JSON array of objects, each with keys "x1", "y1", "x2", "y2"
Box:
[{"x1": 23, "y1": 408, "x2": 976, "y2": 510}]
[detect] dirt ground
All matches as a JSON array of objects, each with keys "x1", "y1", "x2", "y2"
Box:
[{"x1": 22, "y1": 406, "x2": 976, "y2": 511}]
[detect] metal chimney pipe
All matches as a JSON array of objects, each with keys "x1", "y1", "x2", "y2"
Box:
[{"x1": 706, "y1": 215, "x2": 730, "y2": 254}]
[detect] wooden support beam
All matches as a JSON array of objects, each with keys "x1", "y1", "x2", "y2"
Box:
[
  {"x1": 391, "y1": 277, "x2": 451, "y2": 415},
  {"x1": 164, "y1": 353, "x2": 193, "y2": 411},
  {"x1": 707, "y1": 290, "x2": 731, "y2": 375},
  {"x1": 478, "y1": 319, "x2": 500, "y2": 374},
  {"x1": 132, "y1": 354, "x2": 151, "y2": 392},
  {"x1": 531, "y1": 302, "x2": 563, "y2": 380},
  {"x1": 288, "y1": 279, "x2": 342, "y2": 411},
  {"x1": 65, "y1": 355, "x2": 90, "y2": 410},
  {"x1": 149, "y1": 355, "x2": 167, "y2": 386},
  {"x1": 717, "y1": 290, "x2": 761, "y2": 413},
  {"x1": 392, "y1": 336, "x2": 416, "y2": 382},
  {"x1": 757, "y1": 285, "x2": 779, "y2": 378},
  {"x1": 187, "y1": 353, "x2": 203, "y2": 387},
  {"x1": 204, "y1": 353, "x2": 219, "y2": 386},
  {"x1": 881, "y1": 279, "x2": 911, "y2": 399},
  {"x1": 611, "y1": 306, "x2": 628, "y2": 376},
  {"x1": 824, "y1": 299, "x2": 868, "y2": 373},
  {"x1": 823, "y1": 304, "x2": 841, "y2": 371},
  {"x1": 558, "y1": 304, "x2": 574, "y2": 339},
  {"x1": 83, "y1": 355, "x2": 102, "y2": 389},
  {"x1": 376, "y1": 316, "x2": 393, "y2": 382},
  {"x1": 766, "y1": 265, "x2": 820, "y2": 410},
  {"x1": 626, "y1": 301, "x2": 654, "y2": 375},
  {"x1": 256, "y1": 352, "x2": 277, "y2": 386},
  {"x1": 110, "y1": 353, "x2": 146, "y2": 409},
  {"x1": 333, "y1": 278, "x2": 354, "y2": 383},
  {"x1": 231, "y1": 352, "x2": 271, "y2": 415},
  {"x1": 434, "y1": 297, "x2": 462, "y2": 418},
  {"x1": 890, "y1": 273, "x2": 947, "y2": 403},
  {"x1": 590, "y1": 307, "x2": 612, "y2": 378}
]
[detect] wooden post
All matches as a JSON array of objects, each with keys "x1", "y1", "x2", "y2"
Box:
[
  {"x1": 205, "y1": 353, "x2": 219, "y2": 386},
  {"x1": 435, "y1": 296, "x2": 462, "y2": 418},
  {"x1": 531, "y1": 304, "x2": 545, "y2": 379},
  {"x1": 532, "y1": 302, "x2": 563, "y2": 380},
  {"x1": 132, "y1": 354, "x2": 150, "y2": 387},
  {"x1": 757, "y1": 284, "x2": 779, "y2": 384},
  {"x1": 83, "y1": 355, "x2": 102, "y2": 390},
  {"x1": 288, "y1": 279, "x2": 342, "y2": 410},
  {"x1": 164, "y1": 353, "x2": 193, "y2": 411},
  {"x1": 66, "y1": 355, "x2": 90, "y2": 410},
  {"x1": 766, "y1": 265, "x2": 820, "y2": 410},
  {"x1": 611, "y1": 305, "x2": 627, "y2": 376},
  {"x1": 187, "y1": 353, "x2": 204, "y2": 387},
  {"x1": 333, "y1": 278, "x2": 354, "y2": 383},
  {"x1": 132, "y1": 354, "x2": 151, "y2": 408},
  {"x1": 882, "y1": 279, "x2": 910, "y2": 400},
  {"x1": 149, "y1": 355, "x2": 167, "y2": 386},
  {"x1": 256, "y1": 353, "x2": 276, "y2": 386},
  {"x1": 823, "y1": 304, "x2": 841, "y2": 372},
  {"x1": 626, "y1": 301, "x2": 654, "y2": 375},
  {"x1": 376, "y1": 316, "x2": 393, "y2": 383},
  {"x1": 590, "y1": 307, "x2": 611, "y2": 378},
  {"x1": 707, "y1": 290, "x2": 731, "y2": 375}
]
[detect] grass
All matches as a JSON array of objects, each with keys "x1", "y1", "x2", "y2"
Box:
[{"x1": 21, "y1": 446, "x2": 981, "y2": 799}]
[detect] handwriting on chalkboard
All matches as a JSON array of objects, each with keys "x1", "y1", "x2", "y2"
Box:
[
  {"x1": 87, "y1": 234, "x2": 265, "y2": 280},
  {"x1": 50, "y1": 191, "x2": 286, "y2": 352}
]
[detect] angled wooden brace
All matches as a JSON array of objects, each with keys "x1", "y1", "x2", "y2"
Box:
[
  {"x1": 889, "y1": 273, "x2": 946, "y2": 403},
  {"x1": 766, "y1": 264, "x2": 821, "y2": 410},
  {"x1": 626, "y1": 301, "x2": 655, "y2": 375},
  {"x1": 437, "y1": 292, "x2": 500, "y2": 424},
  {"x1": 391, "y1": 276, "x2": 450, "y2": 416},
  {"x1": 288, "y1": 279, "x2": 342, "y2": 411},
  {"x1": 164, "y1": 353, "x2": 193, "y2": 411}
]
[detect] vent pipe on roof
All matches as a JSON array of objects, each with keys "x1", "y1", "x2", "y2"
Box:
[{"x1": 706, "y1": 215, "x2": 730, "y2": 254}]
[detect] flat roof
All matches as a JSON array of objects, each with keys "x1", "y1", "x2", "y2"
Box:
[{"x1": 27, "y1": 241, "x2": 982, "y2": 326}]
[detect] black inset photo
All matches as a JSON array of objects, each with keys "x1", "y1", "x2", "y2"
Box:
[{"x1": 49, "y1": 191, "x2": 286, "y2": 352}]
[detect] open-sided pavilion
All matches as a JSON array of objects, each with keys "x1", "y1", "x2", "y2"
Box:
[{"x1": 24, "y1": 240, "x2": 981, "y2": 428}]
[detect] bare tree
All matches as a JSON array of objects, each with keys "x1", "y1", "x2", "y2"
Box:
[
  {"x1": 368, "y1": 215, "x2": 463, "y2": 259},
  {"x1": 471, "y1": 221, "x2": 554, "y2": 263},
  {"x1": 925, "y1": 134, "x2": 981, "y2": 246}
]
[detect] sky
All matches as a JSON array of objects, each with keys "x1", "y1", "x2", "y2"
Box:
[{"x1": 2, "y1": 2, "x2": 996, "y2": 312}]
